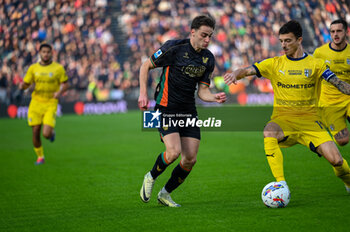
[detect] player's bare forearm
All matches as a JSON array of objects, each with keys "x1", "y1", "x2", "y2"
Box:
[
  {"x1": 328, "y1": 76, "x2": 350, "y2": 95},
  {"x1": 139, "y1": 59, "x2": 153, "y2": 95},
  {"x1": 61, "y1": 82, "x2": 69, "y2": 93},
  {"x1": 197, "y1": 84, "x2": 213, "y2": 101},
  {"x1": 224, "y1": 66, "x2": 256, "y2": 85},
  {"x1": 238, "y1": 66, "x2": 256, "y2": 79},
  {"x1": 138, "y1": 59, "x2": 154, "y2": 110},
  {"x1": 19, "y1": 82, "x2": 30, "y2": 90},
  {"x1": 197, "y1": 84, "x2": 226, "y2": 103}
]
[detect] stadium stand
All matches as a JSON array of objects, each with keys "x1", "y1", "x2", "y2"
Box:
[{"x1": 0, "y1": 0, "x2": 349, "y2": 106}]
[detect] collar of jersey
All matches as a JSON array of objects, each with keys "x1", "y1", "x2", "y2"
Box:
[
  {"x1": 329, "y1": 42, "x2": 347, "y2": 52},
  {"x1": 286, "y1": 52, "x2": 308, "y2": 61}
]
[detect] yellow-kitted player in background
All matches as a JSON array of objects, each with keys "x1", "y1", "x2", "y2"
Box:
[
  {"x1": 314, "y1": 19, "x2": 350, "y2": 146},
  {"x1": 19, "y1": 43, "x2": 69, "y2": 165}
]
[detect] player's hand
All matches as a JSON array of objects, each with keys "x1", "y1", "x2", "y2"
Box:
[
  {"x1": 53, "y1": 92, "x2": 60, "y2": 99},
  {"x1": 19, "y1": 82, "x2": 30, "y2": 92},
  {"x1": 18, "y1": 82, "x2": 25, "y2": 90},
  {"x1": 224, "y1": 72, "x2": 238, "y2": 85},
  {"x1": 215, "y1": 92, "x2": 226, "y2": 103},
  {"x1": 138, "y1": 94, "x2": 149, "y2": 111}
]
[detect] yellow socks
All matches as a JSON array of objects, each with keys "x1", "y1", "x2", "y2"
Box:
[
  {"x1": 34, "y1": 146, "x2": 44, "y2": 158},
  {"x1": 333, "y1": 159, "x2": 350, "y2": 187},
  {"x1": 264, "y1": 137, "x2": 285, "y2": 182}
]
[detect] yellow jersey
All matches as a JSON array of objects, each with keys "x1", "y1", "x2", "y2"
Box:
[
  {"x1": 24, "y1": 62, "x2": 68, "y2": 102},
  {"x1": 253, "y1": 54, "x2": 333, "y2": 118},
  {"x1": 313, "y1": 43, "x2": 350, "y2": 104}
]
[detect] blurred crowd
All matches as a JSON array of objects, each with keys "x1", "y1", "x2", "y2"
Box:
[
  {"x1": 310, "y1": 0, "x2": 350, "y2": 45},
  {"x1": 0, "y1": 0, "x2": 124, "y2": 104},
  {"x1": 120, "y1": 0, "x2": 350, "y2": 96},
  {"x1": 0, "y1": 0, "x2": 349, "y2": 105}
]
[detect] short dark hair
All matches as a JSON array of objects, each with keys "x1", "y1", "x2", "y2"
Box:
[
  {"x1": 191, "y1": 14, "x2": 216, "y2": 30},
  {"x1": 330, "y1": 19, "x2": 348, "y2": 31},
  {"x1": 39, "y1": 43, "x2": 52, "y2": 51},
  {"x1": 279, "y1": 20, "x2": 303, "y2": 38}
]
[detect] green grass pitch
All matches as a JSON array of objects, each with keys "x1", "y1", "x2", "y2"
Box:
[{"x1": 0, "y1": 110, "x2": 349, "y2": 231}]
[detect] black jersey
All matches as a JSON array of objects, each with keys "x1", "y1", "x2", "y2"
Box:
[{"x1": 150, "y1": 39, "x2": 214, "y2": 111}]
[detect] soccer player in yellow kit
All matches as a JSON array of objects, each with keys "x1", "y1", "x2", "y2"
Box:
[
  {"x1": 19, "y1": 43, "x2": 69, "y2": 165},
  {"x1": 224, "y1": 20, "x2": 350, "y2": 194},
  {"x1": 314, "y1": 19, "x2": 350, "y2": 146}
]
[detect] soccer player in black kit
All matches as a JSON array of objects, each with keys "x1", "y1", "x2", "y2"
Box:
[{"x1": 138, "y1": 15, "x2": 226, "y2": 207}]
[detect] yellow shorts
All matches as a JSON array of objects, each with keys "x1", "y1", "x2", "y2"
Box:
[
  {"x1": 27, "y1": 98, "x2": 58, "y2": 128},
  {"x1": 320, "y1": 97, "x2": 350, "y2": 137},
  {"x1": 269, "y1": 115, "x2": 333, "y2": 150}
]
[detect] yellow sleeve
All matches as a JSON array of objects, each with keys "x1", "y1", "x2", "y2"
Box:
[
  {"x1": 252, "y1": 58, "x2": 275, "y2": 80},
  {"x1": 317, "y1": 60, "x2": 327, "y2": 77},
  {"x1": 59, "y1": 65, "x2": 68, "y2": 83},
  {"x1": 313, "y1": 47, "x2": 320, "y2": 59},
  {"x1": 23, "y1": 65, "x2": 34, "y2": 84}
]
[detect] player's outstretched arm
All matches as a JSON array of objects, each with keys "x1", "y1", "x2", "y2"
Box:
[
  {"x1": 328, "y1": 76, "x2": 350, "y2": 95},
  {"x1": 138, "y1": 59, "x2": 154, "y2": 110},
  {"x1": 224, "y1": 66, "x2": 256, "y2": 85},
  {"x1": 197, "y1": 84, "x2": 226, "y2": 103}
]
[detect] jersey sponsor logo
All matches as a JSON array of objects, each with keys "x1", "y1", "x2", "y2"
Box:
[
  {"x1": 288, "y1": 70, "x2": 302, "y2": 75},
  {"x1": 275, "y1": 98, "x2": 316, "y2": 106},
  {"x1": 331, "y1": 70, "x2": 350, "y2": 75},
  {"x1": 304, "y1": 69, "x2": 312, "y2": 77},
  {"x1": 154, "y1": 49, "x2": 162, "y2": 59},
  {"x1": 202, "y1": 57, "x2": 208, "y2": 64},
  {"x1": 183, "y1": 52, "x2": 189, "y2": 59},
  {"x1": 182, "y1": 65, "x2": 206, "y2": 77},
  {"x1": 49, "y1": 72, "x2": 53, "y2": 78},
  {"x1": 36, "y1": 79, "x2": 56, "y2": 84},
  {"x1": 276, "y1": 82, "x2": 315, "y2": 89},
  {"x1": 347, "y1": 58, "x2": 350, "y2": 65},
  {"x1": 279, "y1": 70, "x2": 286, "y2": 75},
  {"x1": 333, "y1": 59, "x2": 344, "y2": 64}
]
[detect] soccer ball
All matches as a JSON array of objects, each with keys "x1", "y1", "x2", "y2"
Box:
[{"x1": 261, "y1": 182, "x2": 290, "y2": 208}]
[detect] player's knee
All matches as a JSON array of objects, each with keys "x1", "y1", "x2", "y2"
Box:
[
  {"x1": 331, "y1": 158, "x2": 343, "y2": 167},
  {"x1": 263, "y1": 130, "x2": 270, "y2": 138},
  {"x1": 263, "y1": 129, "x2": 276, "y2": 138},
  {"x1": 42, "y1": 131, "x2": 51, "y2": 139},
  {"x1": 336, "y1": 137, "x2": 349, "y2": 146},
  {"x1": 166, "y1": 149, "x2": 181, "y2": 162},
  {"x1": 182, "y1": 157, "x2": 197, "y2": 167},
  {"x1": 263, "y1": 122, "x2": 283, "y2": 139}
]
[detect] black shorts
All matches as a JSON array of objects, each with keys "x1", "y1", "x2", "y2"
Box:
[{"x1": 155, "y1": 105, "x2": 201, "y2": 141}]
